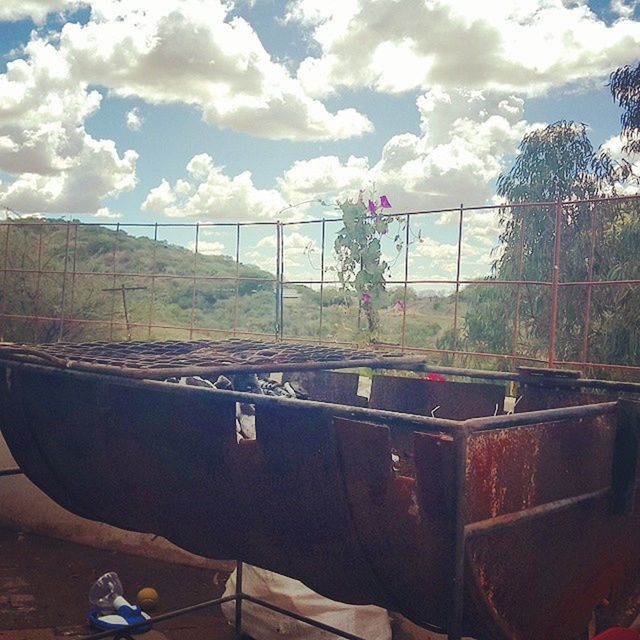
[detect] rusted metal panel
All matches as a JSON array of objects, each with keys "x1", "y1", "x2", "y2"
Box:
[
  {"x1": 370, "y1": 375, "x2": 505, "y2": 420},
  {"x1": 334, "y1": 418, "x2": 456, "y2": 629},
  {"x1": 516, "y1": 384, "x2": 610, "y2": 413},
  {"x1": 464, "y1": 402, "x2": 640, "y2": 640},
  {"x1": 466, "y1": 413, "x2": 615, "y2": 522},
  {"x1": 369, "y1": 375, "x2": 505, "y2": 479},
  {"x1": 0, "y1": 365, "x2": 390, "y2": 609},
  {"x1": 281, "y1": 370, "x2": 365, "y2": 406},
  {"x1": 2, "y1": 360, "x2": 640, "y2": 639},
  {"x1": 515, "y1": 367, "x2": 614, "y2": 413}
]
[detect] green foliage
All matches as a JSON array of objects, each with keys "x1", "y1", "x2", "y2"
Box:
[
  {"x1": 463, "y1": 119, "x2": 640, "y2": 370},
  {"x1": 610, "y1": 61, "x2": 640, "y2": 154},
  {"x1": 333, "y1": 195, "x2": 396, "y2": 335},
  {"x1": 0, "y1": 219, "x2": 274, "y2": 343},
  {"x1": 463, "y1": 122, "x2": 606, "y2": 359}
]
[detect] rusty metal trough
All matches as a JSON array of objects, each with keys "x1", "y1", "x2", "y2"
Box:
[{"x1": 0, "y1": 339, "x2": 639, "y2": 640}]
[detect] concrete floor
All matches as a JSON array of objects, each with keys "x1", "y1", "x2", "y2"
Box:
[{"x1": 0, "y1": 528, "x2": 236, "y2": 640}]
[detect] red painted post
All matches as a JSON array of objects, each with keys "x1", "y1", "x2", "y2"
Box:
[
  {"x1": 581, "y1": 204, "x2": 598, "y2": 364},
  {"x1": 512, "y1": 211, "x2": 526, "y2": 365},
  {"x1": 451, "y1": 204, "x2": 464, "y2": 360},
  {"x1": 548, "y1": 202, "x2": 563, "y2": 367}
]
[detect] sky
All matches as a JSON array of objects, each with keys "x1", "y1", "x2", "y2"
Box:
[{"x1": 0, "y1": 0, "x2": 639, "y2": 284}]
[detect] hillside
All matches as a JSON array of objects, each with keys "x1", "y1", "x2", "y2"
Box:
[
  {"x1": 0, "y1": 219, "x2": 458, "y2": 350},
  {"x1": 0, "y1": 219, "x2": 274, "y2": 342}
]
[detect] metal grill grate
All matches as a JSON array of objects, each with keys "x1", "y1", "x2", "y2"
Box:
[{"x1": 0, "y1": 339, "x2": 418, "y2": 379}]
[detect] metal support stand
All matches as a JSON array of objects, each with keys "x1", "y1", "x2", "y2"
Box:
[
  {"x1": 0, "y1": 465, "x2": 366, "y2": 639},
  {"x1": 78, "y1": 560, "x2": 366, "y2": 640}
]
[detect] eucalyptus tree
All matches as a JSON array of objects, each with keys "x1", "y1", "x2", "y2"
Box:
[
  {"x1": 610, "y1": 61, "x2": 640, "y2": 154},
  {"x1": 463, "y1": 121, "x2": 615, "y2": 365}
]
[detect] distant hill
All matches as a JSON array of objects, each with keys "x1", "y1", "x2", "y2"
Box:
[
  {"x1": 0, "y1": 218, "x2": 458, "y2": 350},
  {"x1": 0, "y1": 219, "x2": 275, "y2": 342}
]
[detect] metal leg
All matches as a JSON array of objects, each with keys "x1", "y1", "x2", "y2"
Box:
[
  {"x1": 449, "y1": 431, "x2": 469, "y2": 640},
  {"x1": 234, "y1": 560, "x2": 243, "y2": 639}
]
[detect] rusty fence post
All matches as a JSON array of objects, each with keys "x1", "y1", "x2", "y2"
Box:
[
  {"x1": 147, "y1": 222, "x2": 158, "y2": 340},
  {"x1": 451, "y1": 204, "x2": 464, "y2": 362},
  {"x1": 581, "y1": 203, "x2": 598, "y2": 366},
  {"x1": 548, "y1": 201, "x2": 563, "y2": 367},
  {"x1": 512, "y1": 209, "x2": 526, "y2": 366},
  {"x1": 319, "y1": 218, "x2": 326, "y2": 343},
  {"x1": 400, "y1": 213, "x2": 411, "y2": 351},
  {"x1": 57, "y1": 222, "x2": 72, "y2": 342},
  {"x1": 233, "y1": 223, "x2": 241, "y2": 336},
  {"x1": 189, "y1": 223, "x2": 199, "y2": 340},
  {"x1": 0, "y1": 222, "x2": 10, "y2": 341},
  {"x1": 108, "y1": 223, "x2": 120, "y2": 341},
  {"x1": 275, "y1": 221, "x2": 283, "y2": 340}
]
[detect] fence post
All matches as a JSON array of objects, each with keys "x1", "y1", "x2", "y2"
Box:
[
  {"x1": 318, "y1": 218, "x2": 326, "y2": 344},
  {"x1": 0, "y1": 223, "x2": 10, "y2": 341},
  {"x1": 57, "y1": 222, "x2": 72, "y2": 342},
  {"x1": 275, "y1": 221, "x2": 283, "y2": 340},
  {"x1": 233, "y1": 223, "x2": 241, "y2": 336},
  {"x1": 451, "y1": 204, "x2": 464, "y2": 361},
  {"x1": 548, "y1": 201, "x2": 563, "y2": 367}
]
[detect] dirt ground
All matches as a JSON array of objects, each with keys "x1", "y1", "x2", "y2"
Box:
[
  {"x1": 0, "y1": 528, "x2": 236, "y2": 640},
  {"x1": 0, "y1": 528, "x2": 445, "y2": 640}
]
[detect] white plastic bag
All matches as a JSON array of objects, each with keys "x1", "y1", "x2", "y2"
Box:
[{"x1": 222, "y1": 564, "x2": 392, "y2": 639}]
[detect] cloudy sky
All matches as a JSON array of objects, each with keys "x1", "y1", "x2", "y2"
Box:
[{"x1": 0, "y1": 0, "x2": 639, "y2": 282}]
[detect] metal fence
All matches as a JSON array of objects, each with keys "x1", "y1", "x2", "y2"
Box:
[{"x1": 1, "y1": 194, "x2": 639, "y2": 379}]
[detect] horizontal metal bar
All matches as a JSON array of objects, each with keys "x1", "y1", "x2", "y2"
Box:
[
  {"x1": 283, "y1": 278, "x2": 554, "y2": 287},
  {"x1": 0, "y1": 360, "x2": 462, "y2": 433},
  {"x1": 0, "y1": 467, "x2": 23, "y2": 477},
  {"x1": 560, "y1": 279, "x2": 640, "y2": 287},
  {"x1": 0, "y1": 313, "x2": 278, "y2": 340},
  {"x1": 102, "y1": 354, "x2": 428, "y2": 380},
  {"x1": 1, "y1": 220, "x2": 278, "y2": 228},
  {"x1": 242, "y1": 594, "x2": 367, "y2": 640},
  {"x1": 279, "y1": 194, "x2": 640, "y2": 226},
  {"x1": 465, "y1": 488, "x2": 611, "y2": 538},
  {"x1": 0, "y1": 267, "x2": 276, "y2": 283},
  {"x1": 464, "y1": 401, "x2": 618, "y2": 432},
  {"x1": 79, "y1": 594, "x2": 237, "y2": 640},
  {"x1": 382, "y1": 360, "x2": 640, "y2": 393}
]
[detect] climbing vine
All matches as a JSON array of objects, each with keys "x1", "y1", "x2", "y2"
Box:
[{"x1": 333, "y1": 194, "x2": 397, "y2": 334}]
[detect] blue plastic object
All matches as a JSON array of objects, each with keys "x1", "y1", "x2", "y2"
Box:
[{"x1": 88, "y1": 603, "x2": 151, "y2": 632}]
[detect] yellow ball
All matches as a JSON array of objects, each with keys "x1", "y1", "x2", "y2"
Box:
[{"x1": 136, "y1": 587, "x2": 159, "y2": 611}]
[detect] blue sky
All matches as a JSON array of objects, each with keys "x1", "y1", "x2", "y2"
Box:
[{"x1": 0, "y1": 0, "x2": 638, "y2": 282}]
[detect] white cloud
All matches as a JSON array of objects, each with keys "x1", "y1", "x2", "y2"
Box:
[
  {"x1": 142, "y1": 153, "x2": 289, "y2": 220},
  {"x1": 56, "y1": 0, "x2": 371, "y2": 141},
  {"x1": 278, "y1": 155, "x2": 372, "y2": 204},
  {"x1": 289, "y1": 0, "x2": 640, "y2": 97},
  {"x1": 94, "y1": 206, "x2": 122, "y2": 218},
  {"x1": 0, "y1": 0, "x2": 83, "y2": 23},
  {"x1": 0, "y1": 36, "x2": 138, "y2": 213},
  {"x1": 278, "y1": 89, "x2": 529, "y2": 211},
  {"x1": 143, "y1": 88, "x2": 529, "y2": 228},
  {"x1": 436, "y1": 208, "x2": 502, "y2": 247},
  {"x1": 610, "y1": 0, "x2": 638, "y2": 18},
  {"x1": 188, "y1": 239, "x2": 226, "y2": 255},
  {"x1": 258, "y1": 231, "x2": 317, "y2": 254},
  {"x1": 409, "y1": 233, "x2": 497, "y2": 280},
  {"x1": 601, "y1": 134, "x2": 640, "y2": 193},
  {"x1": 126, "y1": 107, "x2": 144, "y2": 131}
]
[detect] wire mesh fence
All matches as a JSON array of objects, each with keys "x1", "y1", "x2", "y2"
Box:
[{"x1": 1, "y1": 194, "x2": 638, "y2": 379}]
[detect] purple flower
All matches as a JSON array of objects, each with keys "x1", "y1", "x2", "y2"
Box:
[
  {"x1": 361, "y1": 291, "x2": 372, "y2": 304},
  {"x1": 367, "y1": 199, "x2": 376, "y2": 214},
  {"x1": 393, "y1": 299, "x2": 405, "y2": 311},
  {"x1": 380, "y1": 195, "x2": 391, "y2": 208}
]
